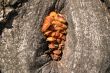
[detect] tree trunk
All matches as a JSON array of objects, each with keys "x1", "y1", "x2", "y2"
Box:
[{"x1": 0, "y1": 0, "x2": 110, "y2": 73}]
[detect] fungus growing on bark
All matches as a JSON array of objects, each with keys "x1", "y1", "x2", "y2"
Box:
[{"x1": 41, "y1": 11, "x2": 67, "y2": 61}]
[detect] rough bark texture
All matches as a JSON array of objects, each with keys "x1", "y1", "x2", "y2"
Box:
[{"x1": 0, "y1": 0, "x2": 110, "y2": 73}]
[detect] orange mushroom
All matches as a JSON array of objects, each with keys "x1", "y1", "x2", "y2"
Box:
[
  {"x1": 61, "y1": 30, "x2": 67, "y2": 34},
  {"x1": 46, "y1": 37, "x2": 56, "y2": 42},
  {"x1": 54, "y1": 14, "x2": 66, "y2": 23},
  {"x1": 58, "y1": 33, "x2": 63, "y2": 39},
  {"x1": 41, "y1": 16, "x2": 53, "y2": 32},
  {"x1": 54, "y1": 26, "x2": 64, "y2": 31},
  {"x1": 51, "y1": 32, "x2": 56, "y2": 37},
  {"x1": 44, "y1": 30, "x2": 52, "y2": 36},
  {"x1": 52, "y1": 21, "x2": 67, "y2": 29},
  {"x1": 49, "y1": 11, "x2": 57, "y2": 18}
]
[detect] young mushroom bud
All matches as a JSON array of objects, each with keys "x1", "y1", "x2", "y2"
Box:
[
  {"x1": 51, "y1": 54, "x2": 61, "y2": 61},
  {"x1": 53, "y1": 50, "x2": 61, "y2": 55},
  {"x1": 48, "y1": 42, "x2": 55, "y2": 49},
  {"x1": 48, "y1": 42, "x2": 59, "y2": 49}
]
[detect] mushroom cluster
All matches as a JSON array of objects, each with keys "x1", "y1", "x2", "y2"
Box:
[{"x1": 41, "y1": 11, "x2": 67, "y2": 61}]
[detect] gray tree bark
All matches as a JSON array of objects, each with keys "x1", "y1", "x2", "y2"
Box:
[{"x1": 0, "y1": 0, "x2": 110, "y2": 73}]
